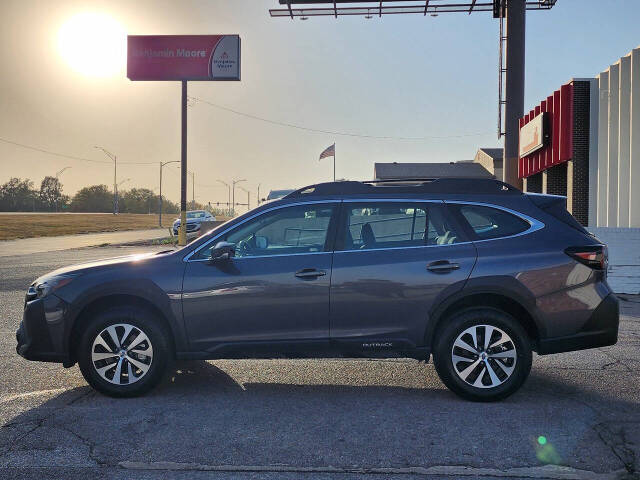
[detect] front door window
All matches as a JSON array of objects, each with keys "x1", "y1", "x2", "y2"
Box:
[{"x1": 193, "y1": 203, "x2": 337, "y2": 260}]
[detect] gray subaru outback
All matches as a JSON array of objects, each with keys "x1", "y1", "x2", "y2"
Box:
[{"x1": 16, "y1": 178, "x2": 619, "y2": 401}]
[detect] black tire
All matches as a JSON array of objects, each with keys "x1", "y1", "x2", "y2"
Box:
[
  {"x1": 433, "y1": 308, "x2": 532, "y2": 402},
  {"x1": 77, "y1": 305, "x2": 172, "y2": 398}
]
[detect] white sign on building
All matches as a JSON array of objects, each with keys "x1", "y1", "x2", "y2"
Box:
[{"x1": 519, "y1": 112, "x2": 546, "y2": 158}]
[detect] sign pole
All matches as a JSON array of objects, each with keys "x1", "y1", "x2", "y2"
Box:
[
  {"x1": 179, "y1": 80, "x2": 188, "y2": 246},
  {"x1": 158, "y1": 162, "x2": 163, "y2": 227}
]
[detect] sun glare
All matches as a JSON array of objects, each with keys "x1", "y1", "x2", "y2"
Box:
[{"x1": 58, "y1": 12, "x2": 126, "y2": 77}]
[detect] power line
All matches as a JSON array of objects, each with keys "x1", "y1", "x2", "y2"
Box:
[
  {"x1": 189, "y1": 96, "x2": 493, "y2": 141},
  {"x1": 0, "y1": 137, "x2": 158, "y2": 165}
]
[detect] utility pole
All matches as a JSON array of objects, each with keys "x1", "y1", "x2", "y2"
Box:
[
  {"x1": 216, "y1": 179, "x2": 231, "y2": 216},
  {"x1": 159, "y1": 160, "x2": 179, "y2": 227},
  {"x1": 257, "y1": 183, "x2": 261, "y2": 206},
  {"x1": 94, "y1": 146, "x2": 118, "y2": 214},
  {"x1": 503, "y1": 0, "x2": 526, "y2": 188},
  {"x1": 232, "y1": 178, "x2": 246, "y2": 217},
  {"x1": 54, "y1": 166, "x2": 71, "y2": 212}
]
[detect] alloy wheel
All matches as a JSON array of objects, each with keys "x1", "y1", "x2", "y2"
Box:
[
  {"x1": 451, "y1": 324, "x2": 517, "y2": 389},
  {"x1": 91, "y1": 323, "x2": 153, "y2": 385}
]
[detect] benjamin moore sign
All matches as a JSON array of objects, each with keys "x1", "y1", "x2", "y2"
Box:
[{"x1": 127, "y1": 35, "x2": 241, "y2": 81}]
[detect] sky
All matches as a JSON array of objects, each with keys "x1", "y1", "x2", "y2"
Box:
[{"x1": 1, "y1": 0, "x2": 639, "y2": 208}]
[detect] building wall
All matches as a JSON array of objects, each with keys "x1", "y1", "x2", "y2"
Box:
[
  {"x1": 595, "y1": 47, "x2": 640, "y2": 227},
  {"x1": 589, "y1": 227, "x2": 640, "y2": 294},
  {"x1": 570, "y1": 81, "x2": 592, "y2": 226},
  {"x1": 472, "y1": 150, "x2": 502, "y2": 180}
]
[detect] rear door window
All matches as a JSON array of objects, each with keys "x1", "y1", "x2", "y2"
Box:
[
  {"x1": 453, "y1": 204, "x2": 530, "y2": 240},
  {"x1": 337, "y1": 202, "x2": 462, "y2": 251}
]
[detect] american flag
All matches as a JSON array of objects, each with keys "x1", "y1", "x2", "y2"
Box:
[{"x1": 319, "y1": 143, "x2": 335, "y2": 160}]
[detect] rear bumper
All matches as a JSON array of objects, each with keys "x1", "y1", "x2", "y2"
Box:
[{"x1": 537, "y1": 293, "x2": 619, "y2": 355}]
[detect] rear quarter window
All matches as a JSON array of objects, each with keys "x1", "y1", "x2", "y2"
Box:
[{"x1": 455, "y1": 205, "x2": 530, "y2": 240}]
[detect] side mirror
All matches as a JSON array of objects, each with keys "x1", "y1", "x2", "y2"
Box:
[{"x1": 210, "y1": 241, "x2": 235, "y2": 261}]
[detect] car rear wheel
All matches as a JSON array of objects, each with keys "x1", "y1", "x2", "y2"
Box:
[
  {"x1": 77, "y1": 306, "x2": 171, "y2": 397},
  {"x1": 433, "y1": 308, "x2": 532, "y2": 402}
]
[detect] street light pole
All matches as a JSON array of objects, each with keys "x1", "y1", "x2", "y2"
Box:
[
  {"x1": 55, "y1": 166, "x2": 71, "y2": 178},
  {"x1": 94, "y1": 146, "x2": 118, "y2": 214},
  {"x1": 54, "y1": 166, "x2": 71, "y2": 212},
  {"x1": 159, "y1": 160, "x2": 180, "y2": 227},
  {"x1": 189, "y1": 171, "x2": 195, "y2": 209},
  {"x1": 257, "y1": 183, "x2": 261, "y2": 206},
  {"x1": 216, "y1": 179, "x2": 231, "y2": 216},
  {"x1": 238, "y1": 185, "x2": 250, "y2": 212},
  {"x1": 232, "y1": 179, "x2": 246, "y2": 217}
]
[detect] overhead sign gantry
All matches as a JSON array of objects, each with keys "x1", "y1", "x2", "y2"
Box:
[{"x1": 268, "y1": 1, "x2": 558, "y2": 188}]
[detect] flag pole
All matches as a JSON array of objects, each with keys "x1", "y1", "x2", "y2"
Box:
[{"x1": 333, "y1": 143, "x2": 336, "y2": 182}]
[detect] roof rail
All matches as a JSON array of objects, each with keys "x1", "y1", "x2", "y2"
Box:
[{"x1": 284, "y1": 178, "x2": 520, "y2": 198}]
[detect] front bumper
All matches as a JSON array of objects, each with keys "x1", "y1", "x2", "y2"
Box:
[
  {"x1": 537, "y1": 293, "x2": 620, "y2": 355},
  {"x1": 16, "y1": 295, "x2": 70, "y2": 364},
  {"x1": 173, "y1": 223, "x2": 201, "y2": 235}
]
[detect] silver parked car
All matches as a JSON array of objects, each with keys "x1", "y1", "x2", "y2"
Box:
[{"x1": 172, "y1": 210, "x2": 215, "y2": 236}]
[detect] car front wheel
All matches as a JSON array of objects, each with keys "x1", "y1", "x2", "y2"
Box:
[
  {"x1": 433, "y1": 308, "x2": 532, "y2": 402},
  {"x1": 77, "y1": 306, "x2": 171, "y2": 397}
]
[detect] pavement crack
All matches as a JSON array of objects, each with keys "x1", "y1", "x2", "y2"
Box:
[
  {"x1": 593, "y1": 422, "x2": 637, "y2": 475},
  {"x1": 54, "y1": 423, "x2": 106, "y2": 467}
]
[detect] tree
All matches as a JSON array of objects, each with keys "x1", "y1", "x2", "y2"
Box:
[
  {"x1": 0, "y1": 178, "x2": 38, "y2": 211},
  {"x1": 39, "y1": 176, "x2": 67, "y2": 211},
  {"x1": 119, "y1": 188, "x2": 156, "y2": 214},
  {"x1": 70, "y1": 185, "x2": 113, "y2": 212}
]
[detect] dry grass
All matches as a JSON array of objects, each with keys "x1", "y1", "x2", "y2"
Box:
[{"x1": 0, "y1": 213, "x2": 175, "y2": 241}]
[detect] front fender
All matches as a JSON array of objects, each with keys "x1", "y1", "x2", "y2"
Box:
[{"x1": 61, "y1": 277, "x2": 187, "y2": 362}]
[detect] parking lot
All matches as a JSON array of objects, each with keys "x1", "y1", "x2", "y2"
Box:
[{"x1": 0, "y1": 246, "x2": 638, "y2": 480}]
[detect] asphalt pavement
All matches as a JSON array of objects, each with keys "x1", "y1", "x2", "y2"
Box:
[{"x1": 0, "y1": 246, "x2": 638, "y2": 480}]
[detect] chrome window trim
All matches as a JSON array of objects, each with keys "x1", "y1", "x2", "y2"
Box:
[
  {"x1": 183, "y1": 198, "x2": 545, "y2": 261},
  {"x1": 183, "y1": 200, "x2": 341, "y2": 262},
  {"x1": 335, "y1": 242, "x2": 468, "y2": 254}
]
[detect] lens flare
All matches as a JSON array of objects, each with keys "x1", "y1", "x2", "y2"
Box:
[{"x1": 58, "y1": 12, "x2": 126, "y2": 77}]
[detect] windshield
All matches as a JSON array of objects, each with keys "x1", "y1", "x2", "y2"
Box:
[{"x1": 186, "y1": 211, "x2": 207, "y2": 219}]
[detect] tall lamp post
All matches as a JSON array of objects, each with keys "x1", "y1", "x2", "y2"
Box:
[
  {"x1": 55, "y1": 166, "x2": 71, "y2": 178},
  {"x1": 237, "y1": 185, "x2": 250, "y2": 212},
  {"x1": 54, "y1": 166, "x2": 71, "y2": 212},
  {"x1": 216, "y1": 179, "x2": 231, "y2": 216},
  {"x1": 232, "y1": 178, "x2": 246, "y2": 217},
  {"x1": 188, "y1": 170, "x2": 195, "y2": 209},
  {"x1": 159, "y1": 160, "x2": 179, "y2": 227},
  {"x1": 94, "y1": 146, "x2": 118, "y2": 214}
]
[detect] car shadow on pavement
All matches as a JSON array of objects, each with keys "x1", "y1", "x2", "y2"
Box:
[{"x1": 1, "y1": 360, "x2": 638, "y2": 476}]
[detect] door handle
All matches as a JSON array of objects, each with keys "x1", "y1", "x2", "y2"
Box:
[
  {"x1": 427, "y1": 260, "x2": 460, "y2": 273},
  {"x1": 295, "y1": 268, "x2": 327, "y2": 279}
]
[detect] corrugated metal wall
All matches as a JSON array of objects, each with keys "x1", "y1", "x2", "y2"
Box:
[{"x1": 595, "y1": 47, "x2": 640, "y2": 227}]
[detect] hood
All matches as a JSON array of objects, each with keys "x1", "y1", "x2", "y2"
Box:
[
  {"x1": 34, "y1": 252, "x2": 160, "y2": 284},
  {"x1": 173, "y1": 217, "x2": 204, "y2": 225}
]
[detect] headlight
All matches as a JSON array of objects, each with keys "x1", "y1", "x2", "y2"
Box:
[{"x1": 33, "y1": 274, "x2": 77, "y2": 299}]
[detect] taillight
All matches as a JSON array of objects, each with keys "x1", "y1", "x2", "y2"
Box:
[{"x1": 565, "y1": 246, "x2": 607, "y2": 271}]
